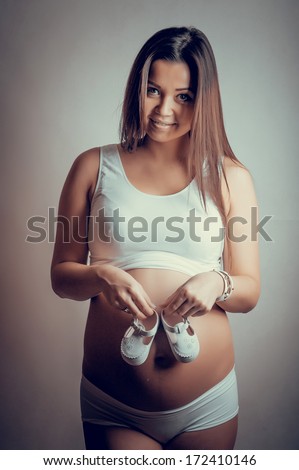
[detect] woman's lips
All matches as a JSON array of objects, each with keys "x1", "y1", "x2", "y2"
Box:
[{"x1": 149, "y1": 118, "x2": 176, "y2": 127}]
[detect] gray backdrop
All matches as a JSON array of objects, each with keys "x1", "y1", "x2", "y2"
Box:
[{"x1": 0, "y1": 0, "x2": 298, "y2": 450}]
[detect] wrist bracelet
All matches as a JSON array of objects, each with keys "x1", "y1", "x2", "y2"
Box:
[{"x1": 213, "y1": 269, "x2": 234, "y2": 301}]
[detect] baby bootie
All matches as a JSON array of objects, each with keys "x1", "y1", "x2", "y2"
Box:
[
  {"x1": 121, "y1": 310, "x2": 159, "y2": 366},
  {"x1": 161, "y1": 311, "x2": 200, "y2": 363}
]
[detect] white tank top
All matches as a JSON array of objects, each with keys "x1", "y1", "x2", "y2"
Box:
[{"x1": 88, "y1": 144, "x2": 224, "y2": 276}]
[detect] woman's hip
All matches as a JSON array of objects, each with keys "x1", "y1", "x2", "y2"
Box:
[{"x1": 80, "y1": 367, "x2": 239, "y2": 445}]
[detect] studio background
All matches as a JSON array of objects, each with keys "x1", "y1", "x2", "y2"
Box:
[{"x1": 0, "y1": 0, "x2": 298, "y2": 449}]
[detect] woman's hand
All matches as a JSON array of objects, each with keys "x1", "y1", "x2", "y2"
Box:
[
  {"x1": 98, "y1": 264, "x2": 156, "y2": 320},
  {"x1": 160, "y1": 271, "x2": 224, "y2": 318}
]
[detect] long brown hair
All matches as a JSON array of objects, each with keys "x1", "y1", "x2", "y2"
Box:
[{"x1": 120, "y1": 26, "x2": 241, "y2": 223}]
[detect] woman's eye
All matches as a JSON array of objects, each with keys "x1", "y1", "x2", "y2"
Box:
[
  {"x1": 178, "y1": 93, "x2": 193, "y2": 103},
  {"x1": 147, "y1": 87, "x2": 159, "y2": 96}
]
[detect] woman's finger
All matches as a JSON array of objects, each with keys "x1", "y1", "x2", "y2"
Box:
[
  {"x1": 131, "y1": 294, "x2": 155, "y2": 318},
  {"x1": 182, "y1": 304, "x2": 210, "y2": 319},
  {"x1": 163, "y1": 291, "x2": 186, "y2": 315},
  {"x1": 140, "y1": 288, "x2": 157, "y2": 311},
  {"x1": 175, "y1": 299, "x2": 195, "y2": 317},
  {"x1": 122, "y1": 295, "x2": 150, "y2": 321}
]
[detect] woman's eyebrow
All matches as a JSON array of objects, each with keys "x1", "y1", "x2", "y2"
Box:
[{"x1": 148, "y1": 80, "x2": 194, "y2": 92}]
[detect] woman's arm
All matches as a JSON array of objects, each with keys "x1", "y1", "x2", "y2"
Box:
[
  {"x1": 216, "y1": 159, "x2": 261, "y2": 313},
  {"x1": 50, "y1": 148, "x2": 155, "y2": 319},
  {"x1": 50, "y1": 147, "x2": 104, "y2": 301}
]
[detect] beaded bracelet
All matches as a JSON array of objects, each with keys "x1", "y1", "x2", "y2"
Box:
[{"x1": 213, "y1": 269, "x2": 234, "y2": 301}]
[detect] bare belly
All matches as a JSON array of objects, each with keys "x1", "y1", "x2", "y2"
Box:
[{"x1": 82, "y1": 268, "x2": 235, "y2": 411}]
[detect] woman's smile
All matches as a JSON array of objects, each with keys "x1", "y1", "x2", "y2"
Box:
[{"x1": 149, "y1": 117, "x2": 177, "y2": 129}]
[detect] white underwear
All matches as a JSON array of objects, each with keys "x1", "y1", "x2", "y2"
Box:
[{"x1": 80, "y1": 367, "x2": 239, "y2": 444}]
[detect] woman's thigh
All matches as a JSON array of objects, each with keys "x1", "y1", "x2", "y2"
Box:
[
  {"x1": 83, "y1": 416, "x2": 238, "y2": 450},
  {"x1": 83, "y1": 422, "x2": 162, "y2": 450},
  {"x1": 164, "y1": 416, "x2": 238, "y2": 450}
]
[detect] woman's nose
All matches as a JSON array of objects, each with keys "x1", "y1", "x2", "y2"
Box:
[{"x1": 155, "y1": 96, "x2": 173, "y2": 117}]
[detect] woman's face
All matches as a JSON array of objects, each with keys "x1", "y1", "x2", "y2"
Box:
[{"x1": 143, "y1": 60, "x2": 195, "y2": 144}]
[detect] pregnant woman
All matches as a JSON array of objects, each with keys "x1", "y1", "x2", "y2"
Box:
[{"x1": 51, "y1": 26, "x2": 260, "y2": 450}]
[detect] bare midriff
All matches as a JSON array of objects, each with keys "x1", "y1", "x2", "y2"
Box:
[{"x1": 82, "y1": 268, "x2": 235, "y2": 411}]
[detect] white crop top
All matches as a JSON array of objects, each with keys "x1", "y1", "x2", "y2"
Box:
[{"x1": 88, "y1": 144, "x2": 224, "y2": 276}]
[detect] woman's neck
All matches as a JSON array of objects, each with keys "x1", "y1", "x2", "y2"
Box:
[{"x1": 142, "y1": 135, "x2": 190, "y2": 164}]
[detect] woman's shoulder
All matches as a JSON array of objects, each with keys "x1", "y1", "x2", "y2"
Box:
[
  {"x1": 72, "y1": 143, "x2": 119, "y2": 168},
  {"x1": 222, "y1": 156, "x2": 256, "y2": 215},
  {"x1": 68, "y1": 144, "x2": 119, "y2": 201},
  {"x1": 69, "y1": 143, "x2": 116, "y2": 182},
  {"x1": 223, "y1": 156, "x2": 253, "y2": 186},
  {"x1": 71, "y1": 146, "x2": 100, "y2": 173},
  {"x1": 64, "y1": 147, "x2": 98, "y2": 190}
]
